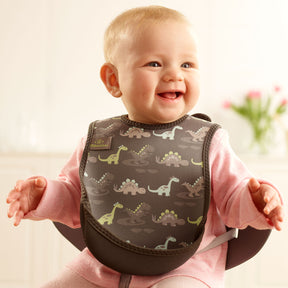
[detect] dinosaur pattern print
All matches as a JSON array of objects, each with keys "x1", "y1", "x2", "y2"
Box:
[
  {"x1": 98, "y1": 145, "x2": 128, "y2": 165},
  {"x1": 81, "y1": 114, "x2": 219, "y2": 250},
  {"x1": 156, "y1": 151, "x2": 189, "y2": 167},
  {"x1": 152, "y1": 210, "x2": 185, "y2": 226},
  {"x1": 97, "y1": 202, "x2": 123, "y2": 225},
  {"x1": 148, "y1": 176, "x2": 179, "y2": 197},
  {"x1": 114, "y1": 178, "x2": 146, "y2": 195}
]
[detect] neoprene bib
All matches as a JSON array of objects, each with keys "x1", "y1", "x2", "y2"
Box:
[{"x1": 80, "y1": 114, "x2": 220, "y2": 275}]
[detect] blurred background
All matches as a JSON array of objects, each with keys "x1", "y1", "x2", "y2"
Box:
[{"x1": 0, "y1": 0, "x2": 287, "y2": 287}]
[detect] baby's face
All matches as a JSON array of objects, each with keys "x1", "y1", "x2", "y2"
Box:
[{"x1": 114, "y1": 21, "x2": 200, "y2": 124}]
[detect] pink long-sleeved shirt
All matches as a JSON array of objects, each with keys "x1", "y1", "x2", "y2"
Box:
[{"x1": 26, "y1": 128, "x2": 274, "y2": 288}]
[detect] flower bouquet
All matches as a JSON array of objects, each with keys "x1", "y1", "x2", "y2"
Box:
[{"x1": 223, "y1": 86, "x2": 288, "y2": 153}]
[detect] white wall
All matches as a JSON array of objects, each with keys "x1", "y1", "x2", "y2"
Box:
[
  {"x1": 1, "y1": 0, "x2": 288, "y2": 153},
  {"x1": 1, "y1": 2, "x2": 288, "y2": 287}
]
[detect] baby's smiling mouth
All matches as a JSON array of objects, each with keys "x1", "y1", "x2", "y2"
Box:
[{"x1": 157, "y1": 91, "x2": 183, "y2": 99}]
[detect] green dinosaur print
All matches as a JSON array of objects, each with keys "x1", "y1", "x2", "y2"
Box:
[
  {"x1": 187, "y1": 215, "x2": 203, "y2": 226},
  {"x1": 98, "y1": 145, "x2": 128, "y2": 165},
  {"x1": 191, "y1": 158, "x2": 203, "y2": 167},
  {"x1": 97, "y1": 202, "x2": 123, "y2": 225}
]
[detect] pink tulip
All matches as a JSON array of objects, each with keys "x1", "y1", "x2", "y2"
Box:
[
  {"x1": 223, "y1": 100, "x2": 232, "y2": 109},
  {"x1": 247, "y1": 90, "x2": 262, "y2": 99},
  {"x1": 280, "y1": 98, "x2": 288, "y2": 106},
  {"x1": 274, "y1": 85, "x2": 282, "y2": 93}
]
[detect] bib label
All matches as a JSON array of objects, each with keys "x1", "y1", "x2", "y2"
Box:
[{"x1": 90, "y1": 136, "x2": 112, "y2": 150}]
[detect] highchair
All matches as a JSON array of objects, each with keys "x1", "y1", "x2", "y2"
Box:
[{"x1": 53, "y1": 221, "x2": 271, "y2": 287}]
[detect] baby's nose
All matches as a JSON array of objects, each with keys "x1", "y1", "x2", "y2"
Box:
[{"x1": 162, "y1": 68, "x2": 184, "y2": 82}]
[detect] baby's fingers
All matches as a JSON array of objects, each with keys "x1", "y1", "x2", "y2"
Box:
[
  {"x1": 13, "y1": 210, "x2": 24, "y2": 226},
  {"x1": 267, "y1": 206, "x2": 284, "y2": 231},
  {"x1": 6, "y1": 180, "x2": 25, "y2": 203},
  {"x1": 6, "y1": 190, "x2": 21, "y2": 204},
  {"x1": 263, "y1": 190, "x2": 281, "y2": 215},
  {"x1": 7, "y1": 200, "x2": 20, "y2": 218},
  {"x1": 248, "y1": 178, "x2": 261, "y2": 193},
  {"x1": 7, "y1": 198, "x2": 26, "y2": 226},
  {"x1": 263, "y1": 189, "x2": 284, "y2": 231},
  {"x1": 19, "y1": 177, "x2": 46, "y2": 191}
]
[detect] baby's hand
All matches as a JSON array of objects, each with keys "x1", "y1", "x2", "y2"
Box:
[
  {"x1": 6, "y1": 177, "x2": 46, "y2": 226},
  {"x1": 248, "y1": 178, "x2": 284, "y2": 231}
]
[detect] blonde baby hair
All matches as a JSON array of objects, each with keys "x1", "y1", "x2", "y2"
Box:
[{"x1": 103, "y1": 5, "x2": 190, "y2": 64}]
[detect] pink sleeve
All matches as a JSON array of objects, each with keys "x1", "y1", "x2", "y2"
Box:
[
  {"x1": 209, "y1": 128, "x2": 275, "y2": 229},
  {"x1": 24, "y1": 137, "x2": 86, "y2": 228}
]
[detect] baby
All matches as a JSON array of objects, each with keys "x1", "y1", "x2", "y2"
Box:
[{"x1": 7, "y1": 5, "x2": 284, "y2": 288}]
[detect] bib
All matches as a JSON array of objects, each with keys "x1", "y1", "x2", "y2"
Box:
[{"x1": 80, "y1": 114, "x2": 220, "y2": 275}]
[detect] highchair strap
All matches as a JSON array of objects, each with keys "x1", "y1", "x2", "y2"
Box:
[
  {"x1": 117, "y1": 228, "x2": 238, "y2": 288},
  {"x1": 119, "y1": 274, "x2": 132, "y2": 288},
  {"x1": 196, "y1": 228, "x2": 238, "y2": 254}
]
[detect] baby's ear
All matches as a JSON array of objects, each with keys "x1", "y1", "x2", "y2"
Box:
[{"x1": 100, "y1": 63, "x2": 122, "y2": 98}]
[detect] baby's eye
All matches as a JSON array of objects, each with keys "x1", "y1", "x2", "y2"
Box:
[
  {"x1": 181, "y1": 62, "x2": 194, "y2": 69},
  {"x1": 146, "y1": 61, "x2": 161, "y2": 67}
]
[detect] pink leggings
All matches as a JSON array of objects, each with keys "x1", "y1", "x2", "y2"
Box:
[{"x1": 40, "y1": 268, "x2": 208, "y2": 288}]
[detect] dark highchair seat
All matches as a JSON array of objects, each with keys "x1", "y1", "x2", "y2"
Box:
[{"x1": 53, "y1": 221, "x2": 271, "y2": 270}]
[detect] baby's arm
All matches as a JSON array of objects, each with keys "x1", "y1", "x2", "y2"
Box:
[
  {"x1": 248, "y1": 178, "x2": 284, "y2": 231},
  {"x1": 7, "y1": 137, "x2": 86, "y2": 227},
  {"x1": 6, "y1": 177, "x2": 46, "y2": 226},
  {"x1": 210, "y1": 128, "x2": 284, "y2": 230}
]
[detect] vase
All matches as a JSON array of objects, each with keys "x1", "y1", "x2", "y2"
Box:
[{"x1": 250, "y1": 125, "x2": 273, "y2": 154}]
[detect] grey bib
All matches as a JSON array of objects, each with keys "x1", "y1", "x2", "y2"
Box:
[{"x1": 80, "y1": 114, "x2": 220, "y2": 275}]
